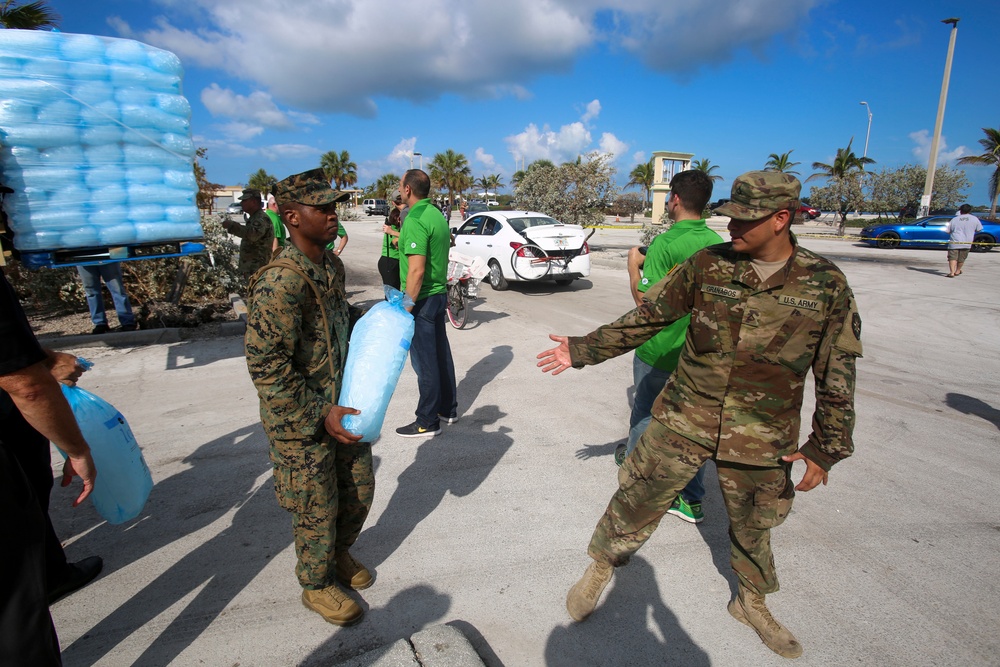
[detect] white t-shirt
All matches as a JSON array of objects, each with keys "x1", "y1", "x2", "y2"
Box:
[{"x1": 945, "y1": 214, "x2": 983, "y2": 249}]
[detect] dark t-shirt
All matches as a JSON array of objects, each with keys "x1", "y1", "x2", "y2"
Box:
[{"x1": 0, "y1": 267, "x2": 46, "y2": 418}]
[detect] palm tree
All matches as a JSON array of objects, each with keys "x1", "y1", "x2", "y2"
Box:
[
  {"x1": 764, "y1": 150, "x2": 800, "y2": 175},
  {"x1": 957, "y1": 127, "x2": 1000, "y2": 219},
  {"x1": 0, "y1": 0, "x2": 59, "y2": 29},
  {"x1": 373, "y1": 173, "x2": 400, "y2": 200},
  {"x1": 428, "y1": 149, "x2": 471, "y2": 207},
  {"x1": 319, "y1": 150, "x2": 357, "y2": 191},
  {"x1": 627, "y1": 159, "x2": 654, "y2": 208},
  {"x1": 806, "y1": 138, "x2": 875, "y2": 182},
  {"x1": 474, "y1": 174, "x2": 491, "y2": 200},
  {"x1": 488, "y1": 173, "x2": 505, "y2": 199},
  {"x1": 692, "y1": 158, "x2": 723, "y2": 183},
  {"x1": 247, "y1": 168, "x2": 277, "y2": 193}
]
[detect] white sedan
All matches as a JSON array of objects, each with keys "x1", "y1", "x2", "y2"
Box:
[{"x1": 450, "y1": 211, "x2": 592, "y2": 290}]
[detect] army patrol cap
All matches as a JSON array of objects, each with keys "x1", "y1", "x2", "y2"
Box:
[
  {"x1": 238, "y1": 187, "x2": 262, "y2": 201},
  {"x1": 715, "y1": 171, "x2": 801, "y2": 221},
  {"x1": 272, "y1": 168, "x2": 351, "y2": 207}
]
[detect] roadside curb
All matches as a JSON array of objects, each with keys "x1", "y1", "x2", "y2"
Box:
[
  {"x1": 332, "y1": 624, "x2": 485, "y2": 667},
  {"x1": 38, "y1": 320, "x2": 246, "y2": 350}
]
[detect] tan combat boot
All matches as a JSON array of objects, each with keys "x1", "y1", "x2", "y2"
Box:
[
  {"x1": 728, "y1": 583, "x2": 803, "y2": 658},
  {"x1": 566, "y1": 560, "x2": 614, "y2": 622},
  {"x1": 335, "y1": 551, "x2": 374, "y2": 590},
  {"x1": 301, "y1": 585, "x2": 363, "y2": 626}
]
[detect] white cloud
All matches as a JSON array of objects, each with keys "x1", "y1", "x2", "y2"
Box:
[
  {"x1": 505, "y1": 122, "x2": 592, "y2": 165},
  {"x1": 633, "y1": 150, "x2": 647, "y2": 164},
  {"x1": 201, "y1": 84, "x2": 315, "y2": 129},
  {"x1": 598, "y1": 132, "x2": 629, "y2": 161},
  {"x1": 113, "y1": 0, "x2": 818, "y2": 116},
  {"x1": 474, "y1": 148, "x2": 497, "y2": 169},
  {"x1": 909, "y1": 129, "x2": 967, "y2": 164},
  {"x1": 215, "y1": 122, "x2": 265, "y2": 140},
  {"x1": 388, "y1": 138, "x2": 419, "y2": 169},
  {"x1": 581, "y1": 99, "x2": 601, "y2": 123}
]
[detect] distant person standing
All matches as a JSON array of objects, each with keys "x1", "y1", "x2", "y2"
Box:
[
  {"x1": 222, "y1": 188, "x2": 274, "y2": 281},
  {"x1": 379, "y1": 195, "x2": 404, "y2": 290},
  {"x1": 945, "y1": 204, "x2": 983, "y2": 277},
  {"x1": 396, "y1": 169, "x2": 457, "y2": 437},
  {"x1": 265, "y1": 193, "x2": 286, "y2": 253},
  {"x1": 76, "y1": 263, "x2": 138, "y2": 334}
]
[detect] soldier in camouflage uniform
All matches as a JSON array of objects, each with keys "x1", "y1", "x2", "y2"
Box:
[
  {"x1": 244, "y1": 169, "x2": 374, "y2": 627},
  {"x1": 222, "y1": 187, "x2": 275, "y2": 284},
  {"x1": 538, "y1": 171, "x2": 863, "y2": 659}
]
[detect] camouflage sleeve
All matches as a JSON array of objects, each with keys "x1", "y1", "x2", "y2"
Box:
[
  {"x1": 229, "y1": 212, "x2": 270, "y2": 243},
  {"x1": 245, "y1": 270, "x2": 331, "y2": 438},
  {"x1": 800, "y1": 285, "x2": 863, "y2": 471},
  {"x1": 567, "y1": 258, "x2": 696, "y2": 367}
]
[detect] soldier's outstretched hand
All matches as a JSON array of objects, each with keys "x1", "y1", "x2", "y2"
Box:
[
  {"x1": 781, "y1": 451, "x2": 829, "y2": 491},
  {"x1": 537, "y1": 334, "x2": 572, "y2": 375},
  {"x1": 324, "y1": 405, "x2": 364, "y2": 444}
]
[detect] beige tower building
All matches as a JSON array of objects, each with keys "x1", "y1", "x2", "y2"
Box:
[{"x1": 650, "y1": 151, "x2": 694, "y2": 224}]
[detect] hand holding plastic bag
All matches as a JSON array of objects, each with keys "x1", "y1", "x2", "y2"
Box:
[
  {"x1": 58, "y1": 381, "x2": 153, "y2": 524},
  {"x1": 338, "y1": 286, "x2": 415, "y2": 442}
]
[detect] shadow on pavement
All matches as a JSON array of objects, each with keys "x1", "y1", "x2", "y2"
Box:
[
  {"x1": 164, "y1": 336, "x2": 247, "y2": 371},
  {"x1": 56, "y1": 425, "x2": 285, "y2": 666},
  {"x1": 544, "y1": 555, "x2": 710, "y2": 667},
  {"x1": 299, "y1": 584, "x2": 451, "y2": 666},
  {"x1": 946, "y1": 393, "x2": 1000, "y2": 430}
]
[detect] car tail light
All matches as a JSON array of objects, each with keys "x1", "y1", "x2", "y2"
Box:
[
  {"x1": 510, "y1": 241, "x2": 542, "y2": 258},
  {"x1": 581, "y1": 241, "x2": 589, "y2": 255}
]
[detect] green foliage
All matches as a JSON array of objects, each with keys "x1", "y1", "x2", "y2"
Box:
[
  {"x1": 627, "y1": 160, "x2": 654, "y2": 207},
  {"x1": 0, "y1": 0, "x2": 59, "y2": 29},
  {"x1": 956, "y1": 127, "x2": 1000, "y2": 217},
  {"x1": 10, "y1": 214, "x2": 242, "y2": 319},
  {"x1": 764, "y1": 150, "x2": 800, "y2": 175},
  {"x1": 247, "y1": 168, "x2": 277, "y2": 192},
  {"x1": 513, "y1": 152, "x2": 617, "y2": 226},
  {"x1": 373, "y1": 173, "x2": 400, "y2": 199},
  {"x1": 692, "y1": 158, "x2": 723, "y2": 183},
  {"x1": 865, "y1": 164, "x2": 969, "y2": 217},
  {"x1": 320, "y1": 150, "x2": 358, "y2": 190},
  {"x1": 640, "y1": 221, "x2": 666, "y2": 246},
  {"x1": 428, "y1": 149, "x2": 472, "y2": 205},
  {"x1": 609, "y1": 192, "x2": 644, "y2": 222},
  {"x1": 807, "y1": 138, "x2": 874, "y2": 182}
]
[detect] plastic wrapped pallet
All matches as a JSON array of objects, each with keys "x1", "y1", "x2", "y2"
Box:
[{"x1": 0, "y1": 30, "x2": 202, "y2": 253}]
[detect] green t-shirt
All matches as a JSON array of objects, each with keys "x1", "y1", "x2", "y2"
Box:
[
  {"x1": 265, "y1": 209, "x2": 286, "y2": 247},
  {"x1": 399, "y1": 199, "x2": 449, "y2": 299},
  {"x1": 381, "y1": 218, "x2": 400, "y2": 259},
  {"x1": 324, "y1": 222, "x2": 347, "y2": 251},
  {"x1": 635, "y1": 219, "x2": 724, "y2": 371}
]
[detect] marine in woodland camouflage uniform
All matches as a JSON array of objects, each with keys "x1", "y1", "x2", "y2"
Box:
[
  {"x1": 244, "y1": 169, "x2": 373, "y2": 625},
  {"x1": 542, "y1": 171, "x2": 863, "y2": 658},
  {"x1": 223, "y1": 187, "x2": 275, "y2": 280}
]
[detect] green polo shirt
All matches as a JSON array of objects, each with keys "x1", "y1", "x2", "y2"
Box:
[
  {"x1": 635, "y1": 218, "x2": 724, "y2": 371},
  {"x1": 265, "y1": 209, "x2": 286, "y2": 247},
  {"x1": 399, "y1": 199, "x2": 449, "y2": 299}
]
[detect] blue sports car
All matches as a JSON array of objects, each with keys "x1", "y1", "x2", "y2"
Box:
[{"x1": 858, "y1": 215, "x2": 998, "y2": 252}]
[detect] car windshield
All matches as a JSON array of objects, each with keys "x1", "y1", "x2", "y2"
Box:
[{"x1": 508, "y1": 216, "x2": 561, "y2": 233}]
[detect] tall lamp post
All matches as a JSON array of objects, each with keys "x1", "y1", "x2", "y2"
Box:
[
  {"x1": 920, "y1": 17, "x2": 960, "y2": 217},
  {"x1": 859, "y1": 101, "x2": 872, "y2": 160}
]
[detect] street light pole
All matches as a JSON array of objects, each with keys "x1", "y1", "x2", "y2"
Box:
[
  {"x1": 920, "y1": 17, "x2": 960, "y2": 218},
  {"x1": 414, "y1": 152, "x2": 422, "y2": 170},
  {"x1": 860, "y1": 101, "x2": 872, "y2": 160}
]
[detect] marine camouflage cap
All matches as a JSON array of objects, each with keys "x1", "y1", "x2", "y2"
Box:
[
  {"x1": 238, "y1": 187, "x2": 262, "y2": 201},
  {"x1": 272, "y1": 168, "x2": 351, "y2": 207},
  {"x1": 715, "y1": 171, "x2": 801, "y2": 221}
]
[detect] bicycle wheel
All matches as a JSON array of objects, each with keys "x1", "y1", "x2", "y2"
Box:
[
  {"x1": 510, "y1": 243, "x2": 552, "y2": 281},
  {"x1": 446, "y1": 283, "x2": 468, "y2": 329}
]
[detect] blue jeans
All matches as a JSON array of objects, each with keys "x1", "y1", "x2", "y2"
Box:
[
  {"x1": 77, "y1": 263, "x2": 136, "y2": 327},
  {"x1": 626, "y1": 355, "x2": 706, "y2": 504},
  {"x1": 409, "y1": 293, "x2": 457, "y2": 427}
]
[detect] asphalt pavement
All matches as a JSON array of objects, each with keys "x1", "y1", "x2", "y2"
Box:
[{"x1": 43, "y1": 213, "x2": 1000, "y2": 666}]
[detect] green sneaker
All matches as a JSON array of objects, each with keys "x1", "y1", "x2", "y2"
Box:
[{"x1": 667, "y1": 496, "x2": 704, "y2": 524}]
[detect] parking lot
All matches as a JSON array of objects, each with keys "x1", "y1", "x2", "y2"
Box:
[{"x1": 47, "y1": 216, "x2": 1000, "y2": 666}]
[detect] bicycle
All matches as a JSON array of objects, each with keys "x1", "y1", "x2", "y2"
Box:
[
  {"x1": 510, "y1": 229, "x2": 596, "y2": 281},
  {"x1": 446, "y1": 268, "x2": 480, "y2": 329}
]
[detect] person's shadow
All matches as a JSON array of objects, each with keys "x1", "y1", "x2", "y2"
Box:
[
  {"x1": 946, "y1": 392, "x2": 1000, "y2": 430},
  {"x1": 544, "y1": 555, "x2": 710, "y2": 666},
  {"x1": 54, "y1": 425, "x2": 286, "y2": 666},
  {"x1": 298, "y1": 584, "x2": 451, "y2": 666}
]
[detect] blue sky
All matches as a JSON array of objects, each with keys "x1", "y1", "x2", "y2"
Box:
[{"x1": 41, "y1": 0, "x2": 1000, "y2": 204}]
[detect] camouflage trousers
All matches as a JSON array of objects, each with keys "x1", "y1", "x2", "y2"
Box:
[
  {"x1": 589, "y1": 419, "x2": 794, "y2": 595},
  {"x1": 269, "y1": 436, "x2": 374, "y2": 590}
]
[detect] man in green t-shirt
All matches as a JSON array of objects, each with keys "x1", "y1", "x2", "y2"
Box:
[
  {"x1": 616, "y1": 170, "x2": 723, "y2": 524},
  {"x1": 395, "y1": 169, "x2": 457, "y2": 438},
  {"x1": 265, "y1": 194, "x2": 287, "y2": 251}
]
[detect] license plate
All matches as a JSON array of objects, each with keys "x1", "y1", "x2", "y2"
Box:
[{"x1": 555, "y1": 237, "x2": 568, "y2": 248}]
